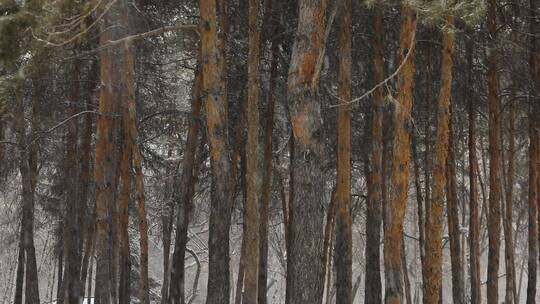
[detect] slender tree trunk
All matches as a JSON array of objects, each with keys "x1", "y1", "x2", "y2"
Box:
[
  {"x1": 118, "y1": 91, "x2": 133, "y2": 304},
  {"x1": 365, "y1": 3, "x2": 385, "y2": 303},
  {"x1": 504, "y1": 2, "x2": 520, "y2": 303},
  {"x1": 383, "y1": 4, "x2": 416, "y2": 303},
  {"x1": 79, "y1": 59, "x2": 98, "y2": 298},
  {"x1": 486, "y1": 1, "x2": 503, "y2": 302},
  {"x1": 401, "y1": 236, "x2": 411, "y2": 304},
  {"x1": 323, "y1": 189, "x2": 337, "y2": 304},
  {"x1": 120, "y1": 40, "x2": 150, "y2": 304},
  {"x1": 466, "y1": 26, "x2": 481, "y2": 304},
  {"x1": 64, "y1": 55, "x2": 82, "y2": 304},
  {"x1": 244, "y1": 0, "x2": 262, "y2": 301},
  {"x1": 169, "y1": 48, "x2": 203, "y2": 304},
  {"x1": 527, "y1": 104, "x2": 538, "y2": 304},
  {"x1": 286, "y1": 0, "x2": 327, "y2": 303},
  {"x1": 235, "y1": 227, "x2": 247, "y2": 304},
  {"x1": 411, "y1": 135, "x2": 426, "y2": 301},
  {"x1": 57, "y1": 234, "x2": 64, "y2": 304},
  {"x1": 200, "y1": 0, "x2": 233, "y2": 302},
  {"x1": 447, "y1": 106, "x2": 464, "y2": 304},
  {"x1": 13, "y1": 233, "x2": 25, "y2": 304},
  {"x1": 13, "y1": 67, "x2": 40, "y2": 304},
  {"x1": 335, "y1": 0, "x2": 352, "y2": 302},
  {"x1": 527, "y1": 0, "x2": 539, "y2": 302},
  {"x1": 258, "y1": 3, "x2": 279, "y2": 301}
]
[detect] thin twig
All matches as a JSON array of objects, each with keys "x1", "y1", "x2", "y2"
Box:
[
  {"x1": 29, "y1": 110, "x2": 99, "y2": 145},
  {"x1": 329, "y1": 31, "x2": 416, "y2": 108}
]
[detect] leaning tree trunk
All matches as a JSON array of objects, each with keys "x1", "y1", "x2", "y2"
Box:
[
  {"x1": 383, "y1": 3, "x2": 416, "y2": 304},
  {"x1": 285, "y1": 0, "x2": 327, "y2": 303},
  {"x1": 486, "y1": 0, "x2": 503, "y2": 302},
  {"x1": 169, "y1": 50, "x2": 202, "y2": 304},
  {"x1": 365, "y1": 2, "x2": 385, "y2": 303},
  {"x1": 334, "y1": 0, "x2": 352, "y2": 302}
]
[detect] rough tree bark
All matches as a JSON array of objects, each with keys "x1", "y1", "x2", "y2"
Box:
[
  {"x1": 63, "y1": 54, "x2": 82, "y2": 304},
  {"x1": 244, "y1": 0, "x2": 262, "y2": 302},
  {"x1": 285, "y1": 0, "x2": 327, "y2": 303},
  {"x1": 486, "y1": 0, "x2": 503, "y2": 302},
  {"x1": 424, "y1": 14, "x2": 454, "y2": 303},
  {"x1": 200, "y1": 0, "x2": 233, "y2": 302},
  {"x1": 258, "y1": 0, "x2": 279, "y2": 301},
  {"x1": 466, "y1": 27, "x2": 481, "y2": 304},
  {"x1": 94, "y1": 2, "x2": 122, "y2": 302},
  {"x1": 118, "y1": 55, "x2": 133, "y2": 304},
  {"x1": 383, "y1": 3, "x2": 416, "y2": 304},
  {"x1": 365, "y1": 2, "x2": 385, "y2": 303},
  {"x1": 527, "y1": 0, "x2": 539, "y2": 301},
  {"x1": 334, "y1": 0, "x2": 352, "y2": 302},
  {"x1": 527, "y1": 99, "x2": 538, "y2": 304},
  {"x1": 504, "y1": 1, "x2": 520, "y2": 303},
  {"x1": 13, "y1": 70, "x2": 40, "y2": 304}
]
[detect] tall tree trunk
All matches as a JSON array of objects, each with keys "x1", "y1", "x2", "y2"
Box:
[
  {"x1": 365, "y1": 3, "x2": 385, "y2": 303},
  {"x1": 118, "y1": 84, "x2": 133, "y2": 304},
  {"x1": 527, "y1": 0, "x2": 539, "y2": 302},
  {"x1": 161, "y1": 150, "x2": 174, "y2": 304},
  {"x1": 244, "y1": 0, "x2": 262, "y2": 302},
  {"x1": 466, "y1": 26, "x2": 481, "y2": 304},
  {"x1": 79, "y1": 59, "x2": 98, "y2": 299},
  {"x1": 504, "y1": 2, "x2": 520, "y2": 303},
  {"x1": 486, "y1": 0, "x2": 503, "y2": 302},
  {"x1": 335, "y1": 0, "x2": 352, "y2": 302},
  {"x1": 63, "y1": 56, "x2": 82, "y2": 304},
  {"x1": 424, "y1": 15, "x2": 454, "y2": 303},
  {"x1": 446, "y1": 106, "x2": 464, "y2": 304},
  {"x1": 258, "y1": 2, "x2": 279, "y2": 301},
  {"x1": 120, "y1": 40, "x2": 151, "y2": 304},
  {"x1": 169, "y1": 48, "x2": 203, "y2": 304},
  {"x1": 94, "y1": 2, "x2": 122, "y2": 301},
  {"x1": 200, "y1": 0, "x2": 233, "y2": 302},
  {"x1": 527, "y1": 104, "x2": 538, "y2": 304},
  {"x1": 12, "y1": 62, "x2": 41, "y2": 304},
  {"x1": 286, "y1": 0, "x2": 327, "y2": 303},
  {"x1": 383, "y1": 3, "x2": 416, "y2": 303}
]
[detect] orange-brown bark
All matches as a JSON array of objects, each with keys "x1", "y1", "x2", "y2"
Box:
[
  {"x1": 200, "y1": 0, "x2": 233, "y2": 302},
  {"x1": 424, "y1": 15, "x2": 454, "y2": 304},
  {"x1": 383, "y1": 3, "x2": 416, "y2": 303},
  {"x1": 286, "y1": 0, "x2": 327, "y2": 303}
]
